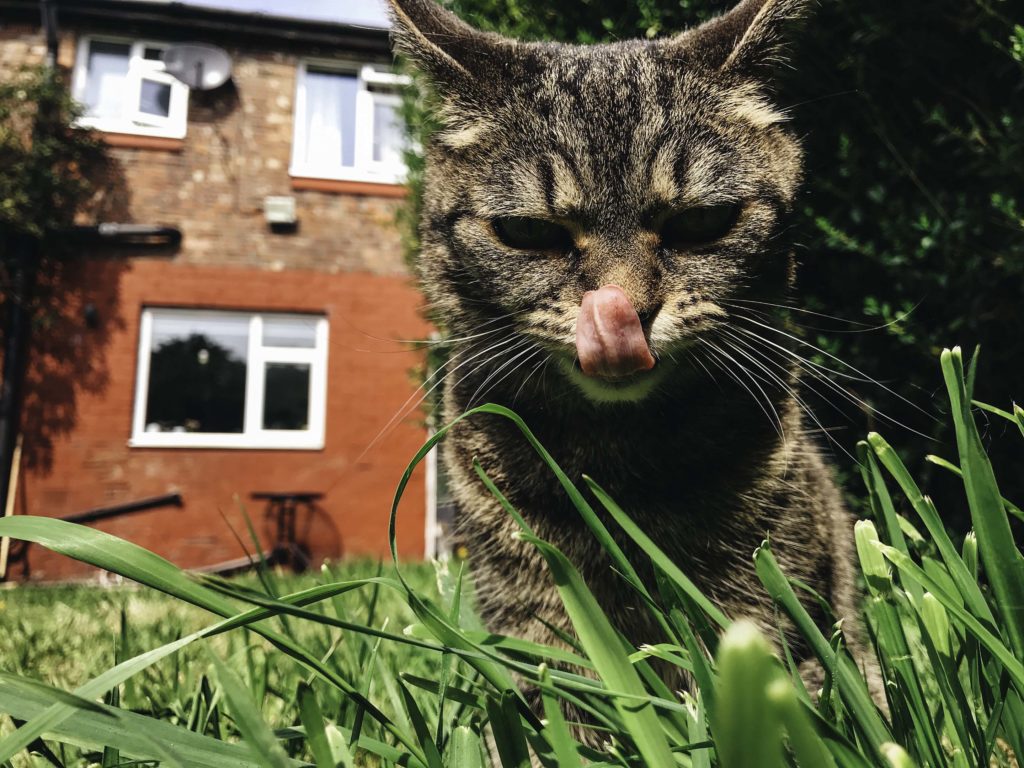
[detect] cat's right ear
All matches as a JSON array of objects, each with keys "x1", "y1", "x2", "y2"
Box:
[
  {"x1": 387, "y1": 0, "x2": 506, "y2": 92},
  {"x1": 671, "y1": 0, "x2": 810, "y2": 79}
]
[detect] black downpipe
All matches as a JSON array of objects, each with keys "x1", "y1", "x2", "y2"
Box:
[
  {"x1": 0, "y1": 234, "x2": 39, "y2": 516},
  {"x1": 0, "y1": 1, "x2": 56, "y2": 519},
  {"x1": 40, "y1": 0, "x2": 58, "y2": 66}
]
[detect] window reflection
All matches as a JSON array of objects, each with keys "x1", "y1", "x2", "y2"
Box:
[
  {"x1": 145, "y1": 313, "x2": 249, "y2": 433},
  {"x1": 263, "y1": 363, "x2": 311, "y2": 431}
]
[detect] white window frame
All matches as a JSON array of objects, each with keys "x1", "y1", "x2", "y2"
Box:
[
  {"x1": 290, "y1": 60, "x2": 410, "y2": 185},
  {"x1": 425, "y1": 441, "x2": 439, "y2": 560},
  {"x1": 130, "y1": 308, "x2": 329, "y2": 450},
  {"x1": 72, "y1": 36, "x2": 189, "y2": 140}
]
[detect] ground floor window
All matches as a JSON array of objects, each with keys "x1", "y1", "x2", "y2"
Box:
[{"x1": 131, "y1": 308, "x2": 328, "y2": 449}]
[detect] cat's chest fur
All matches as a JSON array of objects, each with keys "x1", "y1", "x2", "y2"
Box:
[{"x1": 442, "y1": 373, "x2": 848, "y2": 663}]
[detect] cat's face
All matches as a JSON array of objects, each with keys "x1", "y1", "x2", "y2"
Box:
[{"x1": 391, "y1": 0, "x2": 806, "y2": 403}]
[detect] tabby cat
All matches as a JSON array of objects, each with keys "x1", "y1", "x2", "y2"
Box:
[{"x1": 388, "y1": 0, "x2": 869, "y2": 709}]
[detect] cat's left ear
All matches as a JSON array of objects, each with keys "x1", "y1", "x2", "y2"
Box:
[{"x1": 671, "y1": 0, "x2": 810, "y2": 79}]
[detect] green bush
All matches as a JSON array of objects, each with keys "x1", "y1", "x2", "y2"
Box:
[
  {"x1": 0, "y1": 66, "x2": 106, "y2": 239},
  {"x1": 1, "y1": 346, "x2": 1022, "y2": 766}
]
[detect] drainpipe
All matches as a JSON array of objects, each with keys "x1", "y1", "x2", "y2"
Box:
[
  {"x1": 0, "y1": 235, "x2": 39, "y2": 525},
  {"x1": 0, "y1": 1, "x2": 57, "y2": 534},
  {"x1": 41, "y1": 0, "x2": 58, "y2": 67}
]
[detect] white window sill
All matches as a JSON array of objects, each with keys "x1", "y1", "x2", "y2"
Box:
[
  {"x1": 76, "y1": 116, "x2": 187, "y2": 141},
  {"x1": 289, "y1": 164, "x2": 406, "y2": 186},
  {"x1": 129, "y1": 434, "x2": 325, "y2": 451}
]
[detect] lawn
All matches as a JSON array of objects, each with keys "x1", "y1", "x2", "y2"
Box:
[
  {"x1": 0, "y1": 562, "x2": 443, "y2": 767},
  {"x1": 0, "y1": 348, "x2": 1022, "y2": 767}
]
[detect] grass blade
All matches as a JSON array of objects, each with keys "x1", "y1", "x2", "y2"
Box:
[
  {"x1": 877, "y1": 542, "x2": 1024, "y2": 691},
  {"x1": 297, "y1": 682, "x2": 338, "y2": 768},
  {"x1": 210, "y1": 653, "x2": 292, "y2": 768},
  {"x1": 585, "y1": 475, "x2": 730, "y2": 630},
  {"x1": 713, "y1": 621, "x2": 784, "y2": 768},
  {"x1": 448, "y1": 725, "x2": 485, "y2": 768},
  {"x1": 867, "y1": 433, "x2": 994, "y2": 623},
  {"x1": 538, "y1": 664, "x2": 582, "y2": 768},
  {"x1": 0, "y1": 516, "x2": 428, "y2": 765},
  {"x1": 0, "y1": 674, "x2": 291, "y2": 767},
  {"x1": 516, "y1": 530, "x2": 676, "y2": 768},
  {"x1": 485, "y1": 691, "x2": 533, "y2": 768},
  {"x1": 754, "y1": 542, "x2": 891, "y2": 758},
  {"x1": 941, "y1": 347, "x2": 1024, "y2": 659}
]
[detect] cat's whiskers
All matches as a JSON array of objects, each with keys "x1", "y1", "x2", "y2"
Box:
[
  {"x1": 716, "y1": 332, "x2": 859, "y2": 465},
  {"x1": 342, "y1": 310, "x2": 519, "y2": 351},
  {"x1": 728, "y1": 310, "x2": 934, "y2": 420},
  {"x1": 698, "y1": 337, "x2": 787, "y2": 448},
  {"x1": 716, "y1": 328, "x2": 858, "y2": 462},
  {"x1": 424, "y1": 313, "x2": 527, "y2": 347},
  {"x1": 721, "y1": 297, "x2": 918, "y2": 334},
  {"x1": 465, "y1": 338, "x2": 544, "y2": 409},
  {"x1": 420, "y1": 331, "x2": 525, "y2": 408},
  {"x1": 724, "y1": 317, "x2": 935, "y2": 440},
  {"x1": 356, "y1": 328, "x2": 521, "y2": 461},
  {"x1": 726, "y1": 314, "x2": 883, "y2": 389},
  {"x1": 724, "y1": 325, "x2": 873, "y2": 425},
  {"x1": 686, "y1": 346, "x2": 721, "y2": 387},
  {"x1": 714, "y1": 337, "x2": 818, "y2": 473},
  {"x1": 512, "y1": 352, "x2": 554, "y2": 406},
  {"x1": 469, "y1": 349, "x2": 543, "y2": 410},
  {"x1": 718, "y1": 325, "x2": 848, "y2": 422}
]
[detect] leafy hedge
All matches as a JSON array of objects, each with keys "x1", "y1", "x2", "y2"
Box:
[{"x1": 0, "y1": 66, "x2": 106, "y2": 239}]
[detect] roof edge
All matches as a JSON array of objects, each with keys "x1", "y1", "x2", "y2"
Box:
[{"x1": 0, "y1": 0, "x2": 393, "y2": 53}]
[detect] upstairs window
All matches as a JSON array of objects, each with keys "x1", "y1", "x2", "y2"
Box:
[
  {"x1": 131, "y1": 309, "x2": 329, "y2": 450},
  {"x1": 72, "y1": 37, "x2": 189, "y2": 139},
  {"x1": 291, "y1": 62, "x2": 409, "y2": 184}
]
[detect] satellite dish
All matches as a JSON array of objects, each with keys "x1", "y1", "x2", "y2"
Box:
[{"x1": 164, "y1": 44, "x2": 233, "y2": 90}]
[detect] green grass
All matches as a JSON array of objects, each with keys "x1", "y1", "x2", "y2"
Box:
[
  {"x1": 0, "y1": 564, "x2": 438, "y2": 707},
  {"x1": 0, "y1": 564, "x2": 440, "y2": 767},
  {"x1": 0, "y1": 346, "x2": 1022, "y2": 767}
]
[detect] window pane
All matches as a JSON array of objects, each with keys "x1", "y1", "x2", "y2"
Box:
[
  {"x1": 302, "y1": 69, "x2": 357, "y2": 168},
  {"x1": 263, "y1": 363, "x2": 311, "y2": 431},
  {"x1": 372, "y1": 98, "x2": 405, "y2": 165},
  {"x1": 145, "y1": 312, "x2": 249, "y2": 433},
  {"x1": 83, "y1": 41, "x2": 131, "y2": 119},
  {"x1": 263, "y1": 316, "x2": 317, "y2": 348},
  {"x1": 139, "y1": 78, "x2": 172, "y2": 117},
  {"x1": 142, "y1": 46, "x2": 164, "y2": 61}
]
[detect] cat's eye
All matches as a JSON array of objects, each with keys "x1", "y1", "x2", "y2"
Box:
[
  {"x1": 492, "y1": 217, "x2": 574, "y2": 252},
  {"x1": 660, "y1": 203, "x2": 742, "y2": 249}
]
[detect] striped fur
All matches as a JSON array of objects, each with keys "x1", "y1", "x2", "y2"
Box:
[{"x1": 388, "y1": 0, "x2": 878, "y2": 739}]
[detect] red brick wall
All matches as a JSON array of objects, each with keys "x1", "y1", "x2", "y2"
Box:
[
  {"x1": 1, "y1": 22, "x2": 436, "y2": 580},
  {"x1": 1, "y1": 25, "x2": 409, "y2": 276},
  {"x1": 14, "y1": 260, "x2": 431, "y2": 581}
]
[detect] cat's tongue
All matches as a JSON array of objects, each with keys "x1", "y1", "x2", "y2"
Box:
[{"x1": 575, "y1": 285, "x2": 656, "y2": 379}]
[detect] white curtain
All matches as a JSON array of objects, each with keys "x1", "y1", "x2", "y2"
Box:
[
  {"x1": 372, "y1": 97, "x2": 405, "y2": 167},
  {"x1": 302, "y1": 70, "x2": 356, "y2": 168},
  {"x1": 84, "y1": 41, "x2": 131, "y2": 119}
]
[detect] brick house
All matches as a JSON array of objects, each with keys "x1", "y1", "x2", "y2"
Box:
[{"x1": 0, "y1": 0, "x2": 437, "y2": 581}]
